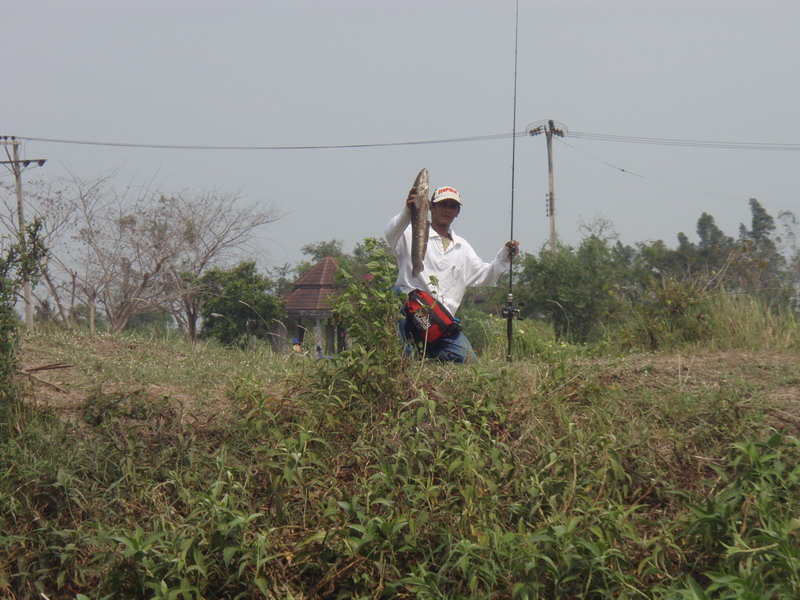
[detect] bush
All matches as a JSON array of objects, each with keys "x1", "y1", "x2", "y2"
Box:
[{"x1": 1, "y1": 220, "x2": 46, "y2": 425}]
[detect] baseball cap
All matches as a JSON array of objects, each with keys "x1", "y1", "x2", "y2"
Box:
[{"x1": 431, "y1": 186, "x2": 462, "y2": 205}]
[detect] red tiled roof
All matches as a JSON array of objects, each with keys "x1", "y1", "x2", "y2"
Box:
[
  {"x1": 285, "y1": 257, "x2": 342, "y2": 317},
  {"x1": 291, "y1": 256, "x2": 339, "y2": 287}
]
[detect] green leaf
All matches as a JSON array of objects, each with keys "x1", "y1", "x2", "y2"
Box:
[{"x1": 223, "y1": 546, "x2": 238, "y2": 566}]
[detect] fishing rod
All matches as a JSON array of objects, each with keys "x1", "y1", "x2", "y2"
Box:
[{"x1": 502, "y1": 0, "x2": 521, "y2": 362}]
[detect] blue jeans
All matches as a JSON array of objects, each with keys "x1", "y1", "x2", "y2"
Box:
[
  {"x1": 395, "y1": 290, "x2": 477, "y2": 363},
  {"x1": 421, "y1": 329, "x2": 478, "y2": 363}
]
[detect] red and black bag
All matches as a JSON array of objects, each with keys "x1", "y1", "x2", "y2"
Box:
[{"x1": 404, "y1": 289, "x2": 461, "y2": 343}]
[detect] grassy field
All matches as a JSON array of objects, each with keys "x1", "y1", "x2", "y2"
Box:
[{"x1": 2, "y1": 326, "x2": 799, "y2": 599}]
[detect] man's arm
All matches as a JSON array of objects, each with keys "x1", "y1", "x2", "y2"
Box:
[
  {"x1": 383, "y1": 187, "x2": 417, "y2": 252},
  {"x1": 464, "y1": 240, "x2": 520, "y2": 288}
]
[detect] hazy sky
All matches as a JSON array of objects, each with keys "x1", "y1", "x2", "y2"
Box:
[{"x1": 4, "y1": 0, "x2": 799, "y2": 270}]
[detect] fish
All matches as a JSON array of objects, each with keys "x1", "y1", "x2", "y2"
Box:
[{"x1": 410, "y1": 168, "x2": 430, "y2": 277}]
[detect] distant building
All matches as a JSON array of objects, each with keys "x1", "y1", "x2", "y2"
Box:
[{"x1": 283, "y1": 256, "x2": 345, "y2": 354}]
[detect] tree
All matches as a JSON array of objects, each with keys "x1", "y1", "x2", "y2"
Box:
[
  {"x1": 351, "y1": 238, "x2": 392, "y2": 274},
  {"x1": 1, "y1": 178, "x2": 80, "y2": 328},
  {"x1": 516, "y1": 235, "x2": 641, "y2": 343},
  {"x1": 300, "y1": 239, "x2": 347, "y2": 263},
  {"x1": 697, "y1": 212, "x2": 733, "y2": 251},
  {"x1": 282, "y1": 238, "x2": 393, "y2": 295},
  {"x1": 6, "y1": 171, "x2": 161, "y2": 333},
  {"x1": 198, "y1": 262, "x2": 283, "y2": 347},
  {"x1": 778, "y1": 210, "x2": 800, "y2": 309},
  {"x1": 12, "y1": 173, "x2": 280, "y2": 336},
  {"x1": 741, "y1": 198, "x2": 778, "y2": 248},
  {"x1": 292, "y1": 239, "x2": 349, "y2": 280},
  {"x1": 735, "y1": 198, "x2": 787, "y2": 305},
  {"x1": 161, "y1": 189, "x2": 281, "y2": 341},
  {"x1": 693, "y1": 212, "x2": 736, "y2": 276},
  {"x1": 265, "y1": 262, "x2": 298, "y2": 298}
]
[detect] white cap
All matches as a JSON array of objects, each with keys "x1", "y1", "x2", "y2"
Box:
[{"x1": 431, "y1": 186, "x2": 462, "y2": 205}]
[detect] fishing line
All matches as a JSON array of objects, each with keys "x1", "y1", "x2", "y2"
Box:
[{"x1": 503, "y1": 0, "x2": 521, "y2": 363}]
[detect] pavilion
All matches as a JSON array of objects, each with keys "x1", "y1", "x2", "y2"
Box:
[{"x1": 283, "y1": 256, "x2": 345, "y2": 355}]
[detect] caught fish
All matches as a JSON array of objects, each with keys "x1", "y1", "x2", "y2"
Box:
[{"x1": 410, "y1": 168, "x2": 430, "y2": 277}]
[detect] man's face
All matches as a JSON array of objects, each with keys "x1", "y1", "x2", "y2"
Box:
[{"x1": 431, "y1": 200, "x2": 460, "y2": 228}]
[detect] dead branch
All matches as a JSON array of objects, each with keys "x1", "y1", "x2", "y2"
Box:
[
  {"x1": 20, "y1": 362, "x2": 74, "y2": 373},
  {"x1": 16, "y1": 369, "x2": 68, "y2": 393}
]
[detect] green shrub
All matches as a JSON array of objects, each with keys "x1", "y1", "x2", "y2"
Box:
[{"x1": 1, "y1": 220, "x2": 46, "y2": 429}]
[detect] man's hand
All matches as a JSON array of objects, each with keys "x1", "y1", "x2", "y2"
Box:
[
  {"x1": 406, "y1": 186, "x2": 417, "y2": 209},
  {"x1": 505, "y1": 240, "x2": 520, "y2": 258}
]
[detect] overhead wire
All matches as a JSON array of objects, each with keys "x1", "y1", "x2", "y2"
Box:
[
  {"x1": 568, "y1": 130, "x2": 800, "y2": 151},
  {"x1": 17, "y1": 133, "x2": 514, "y2": 151},
  {"x1": 13, "y1": 128, "x2": 799, "y2": 211},
  {"x1": 556, "y1": 137, "x2": 747, "y2": 202},
  {"x1": 15, "y1": 130, "x2": 800, "y2": 152}
]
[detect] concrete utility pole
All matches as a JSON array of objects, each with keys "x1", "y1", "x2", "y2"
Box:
[
  {"x1": 528, "y1": 120, "x2": 566, "y2": 254},
  {"x1": 1, "y1": 136, "x2": 47, "y2": 329}
]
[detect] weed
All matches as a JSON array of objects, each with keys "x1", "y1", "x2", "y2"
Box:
[{"x1": 675, "y1": 433, "x2": 800, "y2": 598}]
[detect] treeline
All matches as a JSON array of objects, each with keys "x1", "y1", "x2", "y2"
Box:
[
  {"x1": 464, "y1": 198, "x2": 798, "y2": 350},
  {"x1": 298, "y1": 198, "x2": 798, "y2": 352},
  {"x1": 3, "y1": 173, "x2": 798, "y2": 352},
  {"x1": 1, "y1": 174, "x2": 280, "y2": 343}
]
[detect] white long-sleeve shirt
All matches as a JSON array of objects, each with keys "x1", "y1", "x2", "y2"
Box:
[{"x1": 384, "y1": 208, "x2": 510, "y2": 316}]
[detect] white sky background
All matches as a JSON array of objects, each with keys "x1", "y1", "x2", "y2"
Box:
[{"x1": 4, "y1": 0, "x2": 799, "y2": 270}]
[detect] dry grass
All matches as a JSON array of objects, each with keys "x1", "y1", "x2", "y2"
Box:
[{"x1": 17, "y1": 330, "x2": 800, "y2": 436}]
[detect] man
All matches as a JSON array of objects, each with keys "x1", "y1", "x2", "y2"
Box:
[{"x1": 384, "y1": 184, "x2": 520, "y2": 363}]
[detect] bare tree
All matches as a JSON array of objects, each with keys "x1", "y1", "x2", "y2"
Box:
[
  {"x1": 162, "y1": 189, "x2": 281, "y2": 341},
  {"x1": 100, "y1": 195, "x2": 182, "y2": 332},
  {"x1": 8, "y1": 173, "x2": 281, "y2": 336}
]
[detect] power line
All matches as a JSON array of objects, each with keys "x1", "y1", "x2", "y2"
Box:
[
  {"x1": 567, "y1": 130, "x2": 800, "y2": 151},
  {"x1": 16, "y1": 130, "x2": 800, "y2": 152},
  {"x1": 17, "y1": 133, "x2": 514, "y2": 151},
  {"x1": 557, "y1": 138, "x2": 746, "y2": 202},
  {"x1": 13, "y1": 129, "x2": 800, "y2": 210},
  {"x1": 558, "y1": 138, "x2": 800, "y2": 215}
]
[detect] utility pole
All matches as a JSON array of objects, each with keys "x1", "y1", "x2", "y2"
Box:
[
  {"x1": 528, "y1": 120, "x2": 565, "y2": 254},
  {"x1": 1, "y1": 136, "x2": 47, "y2": 329}
]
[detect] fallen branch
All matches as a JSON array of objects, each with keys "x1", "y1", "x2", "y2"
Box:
[
  {"x1": 20, "y1": 362, "x2": 74, "y2": 373},
  {"x1": 15, "y1": 368, "x2": 68, "y2": 393}
]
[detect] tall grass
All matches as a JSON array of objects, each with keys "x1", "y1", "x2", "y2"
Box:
[
  {"x1": 700, "y1": 293, "x2": 799, "y2": 351},
  {"x1": 465, "y1": 290, "x2": 799, "y2": 363},
  {"x1": 459, "y1": 309, "x2": 578, "y2": 363},
  {"x1": 607, "y1": 291, "x2": 800, "y2": 353}
]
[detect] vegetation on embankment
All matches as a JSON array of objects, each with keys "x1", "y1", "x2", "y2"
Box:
[
  {"x1": 2, "y1": 239, "x2": 799, "y2": 599},
  {"x1": 2, "y1": 324, "x2": 799, "y2": 599}
]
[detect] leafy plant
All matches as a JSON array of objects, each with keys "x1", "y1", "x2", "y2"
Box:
[
  {"x1": 314, "y1": 237, "x2": 408, "y2": 410},
  {"x1": 675, "y1": 434, "x2": 800, "y2": 598},
  {"x1": 1, "y1": 219, "x2": 46, "y2": 428}
]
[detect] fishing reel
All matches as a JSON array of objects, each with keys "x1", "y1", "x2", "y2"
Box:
[
  {"x1": 503, "y1": 293, "x2": 523, "y2": 363},
  {"x1": 501, "y1": 294, "x2": 524, "y2": 320}
]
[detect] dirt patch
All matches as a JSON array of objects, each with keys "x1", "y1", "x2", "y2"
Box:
[
  {"x1": 16, "y1": 334, "x2": 235, "y2": 427},
  {"x1": 16, "y1": 336, "x2": 800, "y2": 435},
  {"x1": 588, "y1": 350, "x2": 800, "y2": 435}
]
